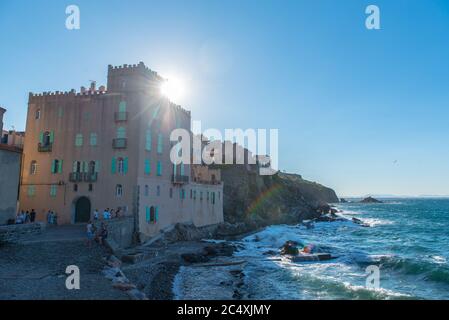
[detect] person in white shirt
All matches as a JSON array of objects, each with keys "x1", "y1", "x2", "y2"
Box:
[{"x1": 94, "y1": 209, "x2": 99, "y2": 221}]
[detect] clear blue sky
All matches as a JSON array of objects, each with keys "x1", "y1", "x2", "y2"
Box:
[{"x1": 1, "y1": 0, "x2": 449, "y2": 197}]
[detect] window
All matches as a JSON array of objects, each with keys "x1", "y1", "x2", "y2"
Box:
[
  {"x1": 90, "y1": 133, "x2": 97, "y2": 146},
  {"x1": 169, "y1": 188, "x2": 173, "y2": 198},
  {"x1": 157, "y1": 185, "x2": 160, "y2": 196},
  {"x1": 144, "y1": 159, "x2": 151, "y2": 175},
  {"x1": 51, "y1": 159, "x2": 63, "y2": 174},
  {"x1": 200, "y1": 191, "x2": 203, "y2": 201},
  {"x1": 73, "y1": 160, "x2": 82, "y2": 173},
  {"x1": 145, "y1": 130, "x2": 152, "y2": 151},
  {"x1": 73, "y1": 184, "x2": 78, "y2": 192},
  {"x1": 144, "y1": 185, "x2": 149, "y2": 196},
  {"x1": 207, "y1": 191, "x2": 210, "y2": 202},
  {"x1": 193, "y1": 190, "x2": 197, "y2": 200},
  {"x1": 116, "y1": 184, "x2": 123, "y2": 197},
  {"x1": 117, "y1": 157, "x2": 128, "y2": 174},
  {"x1": 30, "y1": 160, "x2": 37, "y2": 175},
  {"x1": 218, "y1": 191, "x2": 221, "y2": 200},
  {"x1": 117, "y1": 127, "x2": 126, "y2": 139},
  {"x1": 88, "y1": 184, "x2": 93, "y2": 192},
  {"x1": 180, "y1": 189, "x2": 185, "y2": 200},
  {"x1": 190, "y1": 189, "x2": 193, "y2": 199},
  {"x1": 27, "y1": 185, "x2": 36, "y2": 197},
  {"x1": 75, "y1": 134, "x2": 83, "y2": 147},
  {"x1": 157, "y1": 161, "x2": 162, "y2": 176},
  {"x1": 35, "y1": 109, "x2": 41, "y2": 119},
  {"x1": 50, "y1": 185, "x2": 57, "y2": 197},
  {"x1": 212, "y1": 192, "x2": 216, "y2": 205},
  {"x1": 157, "y1": 133, "x2": 163, "y2": 154},
  {"x1": 146, "y1": 206, "x2": 158, "y2": 224},
  {"x1": 40, "y1": 131, "x2": 53, "y2": 146}
]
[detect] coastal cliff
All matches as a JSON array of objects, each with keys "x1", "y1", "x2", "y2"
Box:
[{"x1": 219, "y1": 164, "x2": 339, "y2": 229}]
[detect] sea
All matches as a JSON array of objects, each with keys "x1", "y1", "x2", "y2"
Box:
[{"x1": 231, "y1": 198, "x2": 449, "y2": 300}]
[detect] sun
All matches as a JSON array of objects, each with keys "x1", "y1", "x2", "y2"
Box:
[{"x1": 160, "y1": 76, "x2": 186, "y2": 103}]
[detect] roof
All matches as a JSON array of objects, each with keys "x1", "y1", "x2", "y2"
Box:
[{"x1": 0, "y1": 143, "x2": 22, "y2": 154}]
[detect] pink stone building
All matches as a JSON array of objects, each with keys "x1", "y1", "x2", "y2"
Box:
[{"x1": 19, "y1": 62, "x2": 223, "y2": 240}]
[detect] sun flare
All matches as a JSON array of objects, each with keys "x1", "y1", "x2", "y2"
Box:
[{"x1": 160, "y1": 76, "x2": 186, "y2": 102}]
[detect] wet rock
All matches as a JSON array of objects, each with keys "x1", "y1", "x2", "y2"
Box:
[
  {"x1": 280, "y1": 240, "x2": 301, "y2": 256},
  {"x1": 181, "y1": 253, "x2": 210, "y2": 263},
  {"x1": 112, "y1": 282, "x2": 136, "y2": 291},
  {"x1": 360, "y1": 197, "x2": 383, "y2": 203},
  {"x1": 126, "y1": 288, "x2": 148, "y2": 300}
]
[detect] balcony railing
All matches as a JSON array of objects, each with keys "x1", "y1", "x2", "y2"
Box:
[
  {"x1": 172, "y1": 174, "x2": 190, "y2": 184},
  {"x1": 84, "y1": 172, "x2": 98, "y2": 182},
  {"x1": 113, "y1": 138, "x2": 127, "y2": 149},
  {"x1": 69, "y1": 172, "x2": 83, "y2": 182},
  {"x1": 114, "y1": 112, "x2": 128, "y2": 122},
  {"x1": 38, "y1": 143, "x2": 52, "y2": 152}
]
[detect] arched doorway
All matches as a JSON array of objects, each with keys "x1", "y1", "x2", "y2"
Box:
[{"x1": 74, "y1": 196, "x2": 91, "y2": 223}]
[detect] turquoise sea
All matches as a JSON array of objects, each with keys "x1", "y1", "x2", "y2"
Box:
[{"x1": 234, "y1": 198, "x2": 449, "y2": 299}]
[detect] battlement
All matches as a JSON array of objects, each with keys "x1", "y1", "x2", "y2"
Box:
[
  {"x1": 28, "y1": 88, "x2": 109, "y2": 102},
  {"x1": 108, "y1": 61, "x2": 164, "y2": 81},
  {"x1": 170, "y1": 101, "x2": 191, "y2": 117}
]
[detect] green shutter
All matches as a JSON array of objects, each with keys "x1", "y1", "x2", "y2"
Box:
[
  {"x1": 145, "y1": 207, "x2": 150, "y2": 222},
  {"x1": 83, "y1": 161, "x2": 88, "y2": 173},
  {"x1": 180, "y1": 163, "x2": 184, "y2": 176},
  {"x1": 155, "y1": 207, "x2": 159, "y2": 222},
  {"x1": 49, "y1": 131, "x2": 54, "y2": 143},
  {"x1": 95, "y1": 160, "x2": 100, "y2": 173},
  {"x1": 145, "y1": 159, "x2": 150, "y2": 175},
  {"x1": 157, "y1": 161, "x2": 162, "y2": 176},
  {"x1": 58, "y1": 160, "x2": 63, "y2": 174},
  {"x1": 111, "y1": 157, "x2": 116, "y2": 174},
  {"x1": 73, "y1": 161, "x2": 77, "y2": 172},
  {"x1": 124, "y1": 157, "x2": 129, "y2": 174},
  {"x1": 51, "y1": 160, "x2": 56, "y2": 174},
  {"x1": 119, "y1": 101, "x2": 127, "y2": 113},
  {"x1": 39, "y1": 131, "x2": 44, "y2": 144},
  {"x1": 146, "y1": 130, "x2": 152, "y2": 151}
]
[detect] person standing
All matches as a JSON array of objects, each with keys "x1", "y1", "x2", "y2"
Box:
[
  {"x1": 94, "y1": 209, "x2": 99, "y2": 221},
  {"x1": 30, "y1": 209, "x2": 36, "y2": 223},
  {"x1": 86, "y1": 221, "x2": 94, "y2": 248}
]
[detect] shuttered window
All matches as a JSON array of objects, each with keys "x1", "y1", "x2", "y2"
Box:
[
  {"x1": 75, "y1": 134, "x2": 83, "y2": 147},
  {"x1": 145, "y1": 130, "x2": 152, "y2": 151},
  {"x1": 157, "y1": 161, "x2": 162, "y2": 176},
  {"x1": 144, "y1": 159, "x2": 151, "y2": 175}
]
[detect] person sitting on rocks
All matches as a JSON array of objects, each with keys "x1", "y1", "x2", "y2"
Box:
[{"x1": 96, "y1": 222, "x2": 108, "y2": 246}]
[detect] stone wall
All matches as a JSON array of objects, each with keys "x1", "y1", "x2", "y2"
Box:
[
  {"x1": 0, "y1": 222, "x2": 45, "y2": 244},
  {"x1": 94, "y1": 216, "x2": 135, "y2": 252}
]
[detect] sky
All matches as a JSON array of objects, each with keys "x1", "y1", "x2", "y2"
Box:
[{"x1": 1, "y1": 0, "x2": 449, "y2": 197}]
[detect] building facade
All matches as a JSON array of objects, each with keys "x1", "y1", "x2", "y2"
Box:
[
  {"x1": 19, "y1": 62, "x2": 223, "y2": 240},
  {"x1": 0, "y1": 107, "x2": 22, "y2": 225}
]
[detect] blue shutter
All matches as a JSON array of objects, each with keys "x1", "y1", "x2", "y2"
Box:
[
  {"x1": 49, "y1": 131, "x2": 54, "y2": 143},
  {"x1": 145, "y1": 207, "x2": 150, "y2": 222},
  {"x1": 124, "y1": 157, "x2": 129, "y2": 174},
  {"x1": 145, "y1": 159, "x2": 150, "y2": 175},
  {"x1": 155, "y1": 207, "x2": 159, "y2": 222},
  {"x1": 51, "y1": 160, "x2": 56, "y2": 174}
]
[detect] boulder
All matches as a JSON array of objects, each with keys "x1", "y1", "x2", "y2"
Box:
[
  {"x1": 280, "y1": 240, "x2": 301, "y2": 256},
  {"x1": 181, "y1": 253, "x2": 210, "y2": 263},
  {"x1": 360, "y1": 197, "x2": 383, "y2": 203}
]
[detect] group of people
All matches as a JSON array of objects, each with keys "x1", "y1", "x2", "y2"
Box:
[
  {"x1": 93, "y1": 207, "x2": 122, "y2": 221},
  {"x1": 86, "y1": 221, "x2": 108, "y2": 248},
  {"x1": 15, "y1": 209, "x2": 37, "y2": 224},
  {"x1": 46, "y1": 210, "x2": 58, "y2": 225}
]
